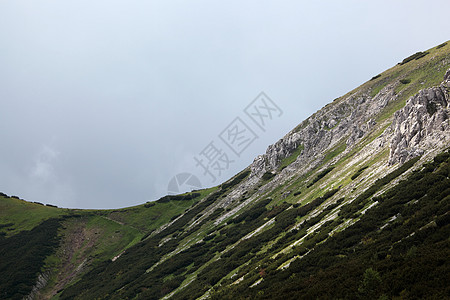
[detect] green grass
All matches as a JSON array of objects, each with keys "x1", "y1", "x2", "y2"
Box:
[
  {"x1": 102, "y1": 187, "x2": 217, "y2": 233},
  {"x1": 278, "y1": 145, "x2": 304, "y2": 171},
  {"x1": 84, "y1": 215, "x2": 143, "y2": 259},
  {"x1": 372, "y1": 41, "x2": 450, "y2": 122},
  {"x1": 375, "y1": 50, "x2": 449, "y2": 123},
  {"x1": 375, "y1": 97, "x2": 407, "y2": 123},
  {"x1": 370, "y1": 79, "x2": 390, "y2": 97},
  {"x1": 362, "y1": 40, "x2": 450, "y2": 102},
  {"x1": 323, "y1": 139, "x2": 347, "y2": 163},
  {"x1": 0, "y1": 188, "x2": 218, "y2": 297},
  {"x1": 0, "y1": 196, "x2": 68, "y2": 236},
  {"x1": 0, "y1": 187, "x2": 215, "y2": 237}
]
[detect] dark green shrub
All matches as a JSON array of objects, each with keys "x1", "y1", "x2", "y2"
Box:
[
  {"x1": 436, "y1": 42, "x2": 447, "y2": 49},
  {"x1": 307, "y1": 166, "x2": 334, "y2": 187},
  {"x1": 399, "y1": 79, "x2": 411, "y2": 84},
  {"x1": 351, "y1": 166, "x2": 368, "y2": 180},
  {"x1": 156, "y1": 193, "x2": 201, "y2": 203},
  {"x1": 221, "y1": 170, "x2": 250, "y2": 190},
  {"x1": 399, "y1": 51, "x2": 429, "y2": 65},
  {"x1": 262, "y1": 171, "x2": 276, "y2": 181},
  {"x1": 427, "y1": 102, "x2": 437, "y2": 115},
  {"x1": 0, "y1": 218, "x2": 62, "y2": 299},
  {"x1": 370, "y1": 74, "x2": 381, "y2": 81},
  {"x1": 144, "y1": 202, "x2": 155, "y2": 208}
]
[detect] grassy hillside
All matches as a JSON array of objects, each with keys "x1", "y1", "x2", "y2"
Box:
[
  {"x1": 56, "y1": 151, "x2": 449, "y2": 300},
  {"x1": 0, "y1": 218, "x2": 62, "y2": 300},
  {"x1": 0, "y1": 195, "x2": 66, "y2": 237},
  {"x1": 212, "y1": 152, "x2": 450, "y2": 299},
  {"x1": 349, "y1": 41, "x2": 449, "y2": 107},
  {"x1": 0, "y1": 190, "x2": 210, "y2": 299}
]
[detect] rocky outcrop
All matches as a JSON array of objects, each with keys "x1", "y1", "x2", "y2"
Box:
[
  {"x1": 250, "y1": 68, "x2": 450, "y2": 177},
  {"x1": 210, "y1": 68, "x2": 450, "y2": 223},
  {"x1": 24, "y1": 272, "x2": 49, "y2": 300},
  {"x1": 389, "y1": 72, "x2": 450, "y2": 165},
  {"x1": 247, "y1": 85, "x2": 396, "y2": 181}
]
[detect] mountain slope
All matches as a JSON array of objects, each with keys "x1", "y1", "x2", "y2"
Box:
[
  {"x1": 1, "y1": 41, "x2": 449, "y2": 300},
  {"x1": 0, "y1": 190, "x2": 211, "y2": 299}
]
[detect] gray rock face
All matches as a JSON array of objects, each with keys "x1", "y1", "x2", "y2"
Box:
[
  {"x1": 248, "y1": 84, "x2": 397, "y2": 179},
  {"x1": 235, "y1": 68, "x2": 450, "y2": 200},
  {"x1": 210, "y1": 68, "x2": 450, "y2": 223},
  {"x1": 445, "y1": 68, "x2": 450, "y2": 81},
  {"x1": 251, "y1": 69, "x2": 450, "y2": 180},
  {"x1": 25, "y1": 272, "x2": 50, "y2": 300},
  {"x1": 389, "y1": 78, "x2": 450, "y2": 164}
]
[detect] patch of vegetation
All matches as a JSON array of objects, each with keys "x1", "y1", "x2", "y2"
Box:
[
  {"x1": 340, "y1": 156, "x2": 420, "y2": 219},
  {"x1": 85, "y1": 216, "x2": 143, "y2": 259},
  {"x1": 211, "y1": 151, "x2": 450, "y2": 299},
  {"x1": 324, "y1": 140, "x2": 346, "y2": 163},
  {"x1": 370, "y1": 74, "x2": 381, "y2": 81},
  {"x1": 0, "y1": 218, "x2": 62, "y2": 299},
  {"x1": 156, "y1": 193, "x2": 201, "y2": 203},
  {"x1": 399, "y1": 78, "x2": 411, "y2": 84},
  {"x1": 370, "y1": 80, "x2": 389, "y2": 97},
  {"x1": 278, "y1": 144, "x2": 304, "y2": 171},
  {"x1": 104, "y1": 187, "x2": 215, "y2": 233},
  {"x1": 307, "y1": 166, "x2": 334, "y2": 188},
  {"x1": 436, "y1": 42, "x2": 447, "y2": 49},
  {"x1": 221, "y1": 170, "x2": 251, "y2": 190},
  {"x1": 0, "y1": 195, "x2": 66, "y2": 236},
  {"x1": 351, "y1": 166, "x2": 368, "y2": 180},
  {"x1": 296, "y1": 188, "x2": 339, "y2": 217},
  {"x1": 262, "y1": 171, "x2": 276, "y2": 181},
  {"x1": 399, "y1": 51, "x2": 429, "y2": 65},
  {"x1": 365, "y1": 41, "x2": 449, "y2": 105}
]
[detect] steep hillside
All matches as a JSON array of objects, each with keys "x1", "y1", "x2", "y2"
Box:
[
  {"x1": 0, "y1": 191, "x2": 210, "y2": 300},
  {"x1": 1, "y1": 41, "x2": 449, "y2": 300}
]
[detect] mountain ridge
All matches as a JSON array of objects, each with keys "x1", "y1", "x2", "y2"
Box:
[{"x1": 1, "y1": 41, "x2": 449, "y2": 300}]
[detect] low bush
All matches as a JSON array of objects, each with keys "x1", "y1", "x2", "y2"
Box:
[
  {"x1": 351, "y1": 166, "x2": 368, "y2": 180},
  {"x1": 436, "y1": 42, "x2": 447, "y2": 49},
  {"x1": 307, "y1": 166, "x2": 335, "y2": 188},
  {"x1": 399, "y1": 51, "x2": 429, "y2": 65},
  {"x1": 262, "y1": 172, "x2": 276, "y2": 181},
  {"x1": 370, "y1": 74, "x2": 381, "y2": 81},
  {"x1": 156, "y1": 193, "x2": 201, "y2": 203},
  {"x1": 399, "y1": 79, "x2": 411, "y2": 84}
]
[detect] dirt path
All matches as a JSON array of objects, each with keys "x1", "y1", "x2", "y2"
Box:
[{"x1": 38, "y1": 218, "x2": 101, "y2": 299}]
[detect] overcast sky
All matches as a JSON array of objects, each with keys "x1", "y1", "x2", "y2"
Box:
[{"x1": 1, "y1": 1, "x2": 449, "y2": 209}]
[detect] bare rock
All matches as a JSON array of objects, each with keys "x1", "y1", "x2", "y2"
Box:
[{"x1": 389, "y1": 69, "x2": 450, "y2": 165}]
